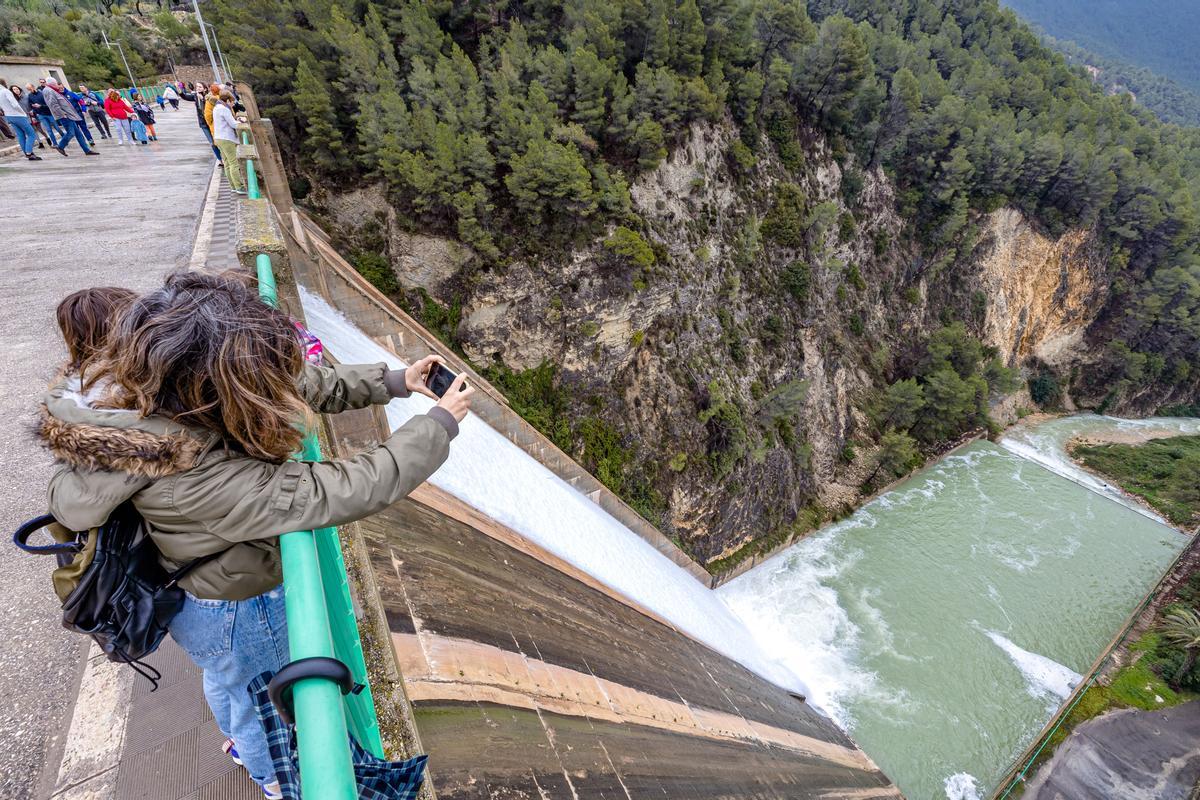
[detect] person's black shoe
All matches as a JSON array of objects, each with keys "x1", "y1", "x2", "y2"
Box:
[
  {"x1": 36, "y1": 141, "x2": 45, "y2": 149},
  {"x1": 84, "y1": 150, "x2": 99, "y2": 156},
  {"x1": 55, "y1": 146, "x2": 67, "y2": 156},
  {"x1": 26, "y1": 153, "x2": 42, "y2": 161}
]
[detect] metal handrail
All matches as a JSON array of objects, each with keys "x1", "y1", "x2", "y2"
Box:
[{"x1": 244, "y1": 122, "x2": 382, "y2": 798}]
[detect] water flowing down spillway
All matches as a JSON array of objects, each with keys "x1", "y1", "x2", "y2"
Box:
[
  {"x1": 301, "y1": 287, "x2": 1189, "y2": 799},
  {"x1": 718, "y1": 440, "x2": 1186, "y2": 799},
  {"x1": 298, "y1": 288, "x2": 813, "y2": 699}
]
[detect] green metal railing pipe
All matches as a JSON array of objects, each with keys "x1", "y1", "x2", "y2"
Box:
[
  {"x1": 256, "y1": 248, "x2": 384, "y2": 755},
  {"x1": 256, "y1": 253, "x2": 358, "y2": 800},
  {"x1": 242, "y1": 130, "x2": 261, "y2": 199},
  {"x1": 248, "y1": 110, "x2": 385, "y2": 789}
]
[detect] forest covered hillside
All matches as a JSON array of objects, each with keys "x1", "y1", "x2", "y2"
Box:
[
  {"x1": 199, "y1": 0, "x2": 1200, "y2": 566},
  {"x1": 1002, "y1": 0, "x2": 1200, "y2": 93},
  {"x1": 8, "y1": 0, "x2": 1197, "y2": 566},
  {"x1": 1035, "y1": 31, "x2": 1200, "y2": 128}
]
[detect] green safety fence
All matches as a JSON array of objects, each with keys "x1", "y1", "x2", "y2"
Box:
[{"x1": 245, "y1": 125, "x2": 384, "y2": 799}]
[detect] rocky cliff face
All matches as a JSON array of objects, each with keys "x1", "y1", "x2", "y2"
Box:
[
  {"x1": 310, "y1": 118, "x2": 1109, "y2": 569},
  {"x1": 975, "y1": 208, "x2": 1108, "y2": 373}
]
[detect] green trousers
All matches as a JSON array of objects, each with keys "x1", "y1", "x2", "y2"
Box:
[{"x1": 215, "y1": 138, "x2": 245, "y2": 192}]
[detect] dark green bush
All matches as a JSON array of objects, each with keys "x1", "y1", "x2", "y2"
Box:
[
  {"x1": 1029, "y1": 373, "x2": 1061, "y2": 408},
  {"x1": 604, "y1": 226, "x2": 656, "y2": 268},
  {"x1": 351, "y1": 251, "x2": 398, "y2": 295},
  {"x1": 761, "y1": 183, "x2": 807, "y2": 247},
  {"x1": 782, "y1": 261, "x2": 811, "y2": 303}
]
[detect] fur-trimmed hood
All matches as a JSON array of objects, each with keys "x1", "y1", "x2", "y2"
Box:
[
  {"x1": 38, "y1": 407, "x2": 210, "y2": 480},
  {"x1": 37, "y1": 379, "x2": 220, "y2": 531},
  {"x1": 38, "y1": 380, "x2": 215, "y2": 478}
]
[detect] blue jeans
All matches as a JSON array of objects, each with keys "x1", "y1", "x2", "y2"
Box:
[
  {"x1": 36, "y1": 114, "x2": 59, "y2": 144},
  {"x1": 169, "y1": 586, "x2": 289, "y2": 786},
  {"x1": 75, "y1": 112, "x2": 94, "y2": 143},
  {"x1": 199, "y1": 122, "x2": 222, "y2": 161},
  {"x1": 4, "y1": 115, "x2": 35, "y2": 154},
  {"x1": 55, "y1": 117, "x2": 92, "y2": 152}
]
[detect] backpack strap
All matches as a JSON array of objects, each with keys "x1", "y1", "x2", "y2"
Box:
[
  {"x1": 13, "y1": 515, "x2": 81, "y2": 555},
  {"x1": 163, "y1": 550, "x2": 225, "y2": 589}
]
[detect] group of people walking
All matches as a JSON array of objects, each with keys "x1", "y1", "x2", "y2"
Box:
[
  {"x1": 2, "y1": 76, "x2": 247, "y2": 193},
  {"x1": 0, "y1": 77, "x2": 162, "y2": 158}
]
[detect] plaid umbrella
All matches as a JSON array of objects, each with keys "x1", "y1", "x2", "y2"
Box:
[{"x1": 248, "y1": 672, "x2": 428, "y2": 800}]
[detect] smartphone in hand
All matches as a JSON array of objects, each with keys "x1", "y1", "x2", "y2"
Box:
[{"x1": 425, "y1": 362, "x2": 467, "y2": 398}]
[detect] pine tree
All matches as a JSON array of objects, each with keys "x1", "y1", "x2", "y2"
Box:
[
  {"x1": 453, "y1": 182, "x2": 500, "y2": 261},
  {"x1": 672, "y1": 0, "x2": 706, "y2": 77},
  {"x1": 533, "y1": 45, "x2": 570, "y2": 109},
  {"x1": 570, "y1": 46, "x2": 612, "y2": 139},
  {"x1": 504, "y1": 137, "x2": 597, "y2": 224},
  {"x1": 644, "y1": 1, "x2": 671, "y2": 68},
  {"x1": 293, "y1": 53, "x2": 350, "y2": 174},
  {"x1": 389, "y1": 0, "x2": 447, "y2": 67},
  {"x1": 865, "y1": 431, "x2": 920, "y2": 486},
  {"x1": 632, "y1": 118, "x2": 668, "y2": 170}
]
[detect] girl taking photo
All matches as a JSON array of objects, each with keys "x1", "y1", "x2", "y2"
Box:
[{"x1": 39, "y1": 272, "x2": 471, "y2": 798}]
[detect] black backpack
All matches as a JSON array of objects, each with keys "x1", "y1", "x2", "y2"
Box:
[{"x1": 13, "y1": 503, "x2": 211, "y2": 689}]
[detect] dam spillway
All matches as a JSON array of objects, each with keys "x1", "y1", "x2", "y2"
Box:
[
  {"x1": 298, "y1": 274, "x2": 1188, "y2": 799},
  {"x1": 299, "y1": 287, "x2": 897, "y2": 797}
]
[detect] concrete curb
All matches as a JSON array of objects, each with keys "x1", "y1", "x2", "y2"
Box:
[
  {"x1": 43, "y1": 645, "x2": 132, "y2": 800},
  {"x1": 189, "y1": 162, "x2": 222, "y2": 271}
]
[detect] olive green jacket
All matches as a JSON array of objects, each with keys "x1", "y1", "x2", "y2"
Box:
[{"x1": 38, "y1": 362, "x2": 452, "y2": 600}]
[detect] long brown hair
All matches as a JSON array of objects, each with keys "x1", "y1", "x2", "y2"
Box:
[
  {"x1": 56, "y1": 287, "x2": 137, "y2": 376},
  {"x1": 91, "y1": 272, "x2": 309, "y2": 462}
]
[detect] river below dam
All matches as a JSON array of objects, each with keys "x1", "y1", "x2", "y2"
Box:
[
  {"x1": 719, "y1": 417, "x2": 1196, "y2": 799},
  {"x1": 300, "y1": 286, "x2": 1195, "y2": 800}
]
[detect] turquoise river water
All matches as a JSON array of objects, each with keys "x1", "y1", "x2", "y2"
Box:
[{"x1": 718, "y1": 415, "x2": 1197, "y2": 799}]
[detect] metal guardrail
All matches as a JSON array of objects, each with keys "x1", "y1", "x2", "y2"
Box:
[
  {"x1": 242, "y1": 125, "x2": 382, "y2": 799},
  {"x1": 989, "y1": 531, "x2": 1198, "y2": 798}
]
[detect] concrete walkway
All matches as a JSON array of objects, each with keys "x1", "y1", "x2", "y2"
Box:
[{"x1": 0, "y1": 105, "x2": 216, "y2": 800}]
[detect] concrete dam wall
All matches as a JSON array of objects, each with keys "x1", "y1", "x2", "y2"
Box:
[{"x1": 279, "y1": 213, "x2": 900, "y2": 798}]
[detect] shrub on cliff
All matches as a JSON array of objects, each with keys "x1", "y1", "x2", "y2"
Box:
[
  {"x1": 761, "y1": 183, "x2": 808, "y2": 248},
  {"x1": 604, "y1": 227, "x2": 656, "y2": 269}
]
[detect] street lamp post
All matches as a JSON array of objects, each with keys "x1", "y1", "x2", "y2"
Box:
[
  {"x1": 101, "y1": 30, "x2": 140, "y2": 98},
  {"x1": 191, "y1": 0, "x2": 224, "y2": 84},
  {"x1": 206, "y1": 23, "x2": 233, "y2": 84}
]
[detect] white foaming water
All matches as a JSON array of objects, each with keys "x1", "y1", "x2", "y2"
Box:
[
  {"x1": 717, "y1": 516, "x2": 881, "y2": 725},
  {"x1": 999, "y1": 414, "x2": 1200, "y2": 522},
  {"x1": 984, "y1": 630, "x2": 1081, "y2": 705},
  {"x1": 944, "y1": 772, "x2": 982, "y2": 800},
  {"x1": 298, "y1": 288, "x2": 815, "y2": 702}
]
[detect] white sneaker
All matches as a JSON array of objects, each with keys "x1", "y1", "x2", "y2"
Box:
[
  {"x1": 221, "y1": 737, "x2": 244, "y2": 766},
  {"x1": 262, "y1": 781, "x2": 283, "y2": 800}
]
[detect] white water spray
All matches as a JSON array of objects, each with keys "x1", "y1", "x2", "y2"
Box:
[{"x1": 299, "y1": 288, "x2": 816, "y2": 703}]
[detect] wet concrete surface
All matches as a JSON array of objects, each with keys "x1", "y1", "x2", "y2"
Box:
[
  {"x1": 0, "y1": 106, "x2": 215, "y2": 800},
  {"x1": 359, "y1": 494, "x2": 898, "y2": 798},
  {"x1": 1025, "y1": 701, "x2": 1200, "y2": 800}
]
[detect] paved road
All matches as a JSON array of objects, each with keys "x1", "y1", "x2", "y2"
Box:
[
  {"x1": 0, "y1": 105, "x2": 215, "y2": 800},
  {"x1": 1025, "y1": 700, "x2": 1200, "y2": 800}
]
